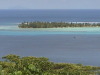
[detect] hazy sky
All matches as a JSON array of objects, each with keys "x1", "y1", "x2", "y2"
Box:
[{"x1": 0, "y1": 0, "x2": 99, "y2": 9}]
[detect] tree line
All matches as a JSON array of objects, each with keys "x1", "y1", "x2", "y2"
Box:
[
  {"x1": 0, "y1": 54, "x2": 99, "y2": 75},
  {"x1": 18, "y1": 21, "x2": 100, "y2": 28}
]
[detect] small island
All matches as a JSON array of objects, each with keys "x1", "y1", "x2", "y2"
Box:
[{"x1": 18, "y1": 21, "x2": 100, "y2": 28}]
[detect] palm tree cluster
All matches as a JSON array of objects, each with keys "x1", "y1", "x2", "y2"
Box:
[{"x1": 18, "y1": 22, "x2": 100, "y2": 28}]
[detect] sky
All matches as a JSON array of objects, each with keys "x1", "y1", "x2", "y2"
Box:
[{"x1": 0, "y1": 0, "x2": 100, "y2": 9}]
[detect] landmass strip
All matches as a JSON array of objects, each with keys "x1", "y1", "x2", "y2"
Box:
[{"x1": 18, "y1": 22, "x2": 100, "y2": 28}]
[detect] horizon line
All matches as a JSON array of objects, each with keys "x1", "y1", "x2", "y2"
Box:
[{"x1": 0, "y1": 8, "x2": 100, "y2": 10}]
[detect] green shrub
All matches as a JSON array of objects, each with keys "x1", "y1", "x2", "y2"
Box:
[{"x1": 0, "y1": 54, "x2": 98, "y2": 75}]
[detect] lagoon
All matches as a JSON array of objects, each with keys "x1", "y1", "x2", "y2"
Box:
[
  {"x1": 0, "y1": 26, "x2": 100, "y2": 66},
  {"x1": 0, "y1": 26, "x2": 100, "y2": 35}
]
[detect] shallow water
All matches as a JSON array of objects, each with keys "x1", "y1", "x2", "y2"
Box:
[
  {"x1": 0, "y1": 27, "x2": 100, "y2": 66},
  {"x1": 0, "y1": 26, "x2": 100, "y2": 35}
]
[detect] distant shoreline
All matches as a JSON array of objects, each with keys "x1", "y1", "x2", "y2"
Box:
[
  {"x1": 0, "y1": 25, "x2": 100, "y2": 32},
  {"x1": 18, "y1": 22, "x2": 100, "y2": 28}
]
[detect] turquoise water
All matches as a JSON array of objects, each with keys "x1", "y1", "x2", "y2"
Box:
[
  {"x1": 0, "y1": 26, "x2": 100, "y2": 35},
  {"x1": 1, "y1": 30, "x2": 100, "y2": 35},
  {"x1": 0, "y1": 26, "x2": 100, "y2": 66}
]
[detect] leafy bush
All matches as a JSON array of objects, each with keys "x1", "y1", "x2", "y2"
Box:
[{"x1": 0, "y1": 54, "x2": 99, "y2": 75}]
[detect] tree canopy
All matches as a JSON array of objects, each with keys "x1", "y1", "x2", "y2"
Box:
[
  {"x1": 0, "y1": 54, "x2": 99, "y2": 75},
  {"x1": 18, "y1": 22, "x2": 100, "y2": 28}
]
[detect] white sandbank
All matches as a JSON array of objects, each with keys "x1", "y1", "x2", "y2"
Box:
[{"x1": 0, "y1": 25, "x2": 100, "y2": 32}]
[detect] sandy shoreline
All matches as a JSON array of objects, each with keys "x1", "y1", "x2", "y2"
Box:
[{"x1": 0, "y1": 26, "x2": 100, "y2": 32}]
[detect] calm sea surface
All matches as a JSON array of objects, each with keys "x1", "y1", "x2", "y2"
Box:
[
  {"x1": 0, "y1": 9, "x2": 100, "y2": 25},
  {"x1": 0, "y1": 9, "x2": 100, "y2": 66}
]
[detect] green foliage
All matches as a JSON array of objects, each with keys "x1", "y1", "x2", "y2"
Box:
[
  {"x1": 0, "y1": 54, "x2": 99, "y2": 75},
  {"x1": 14, "y1": 71, "x2": 22, "y2": 75},
  {"x1": 18, "y1": 21, "x2": 100, "y2": 28}
]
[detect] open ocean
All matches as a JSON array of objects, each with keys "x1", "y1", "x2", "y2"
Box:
[
  {"x1": 0, "y1": 9, "x2": 100, "y2": 25},
  {"x1": 0, "y1": 9, "x2": 100, "y2": 66}
]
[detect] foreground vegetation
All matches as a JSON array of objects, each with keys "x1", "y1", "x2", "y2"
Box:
[
  {"x1": 0, "y1": 54, "x2": 99, "y2": 75},
  {"x1": 18, "y1": 22, "x2": 100, "y2": 28}
]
